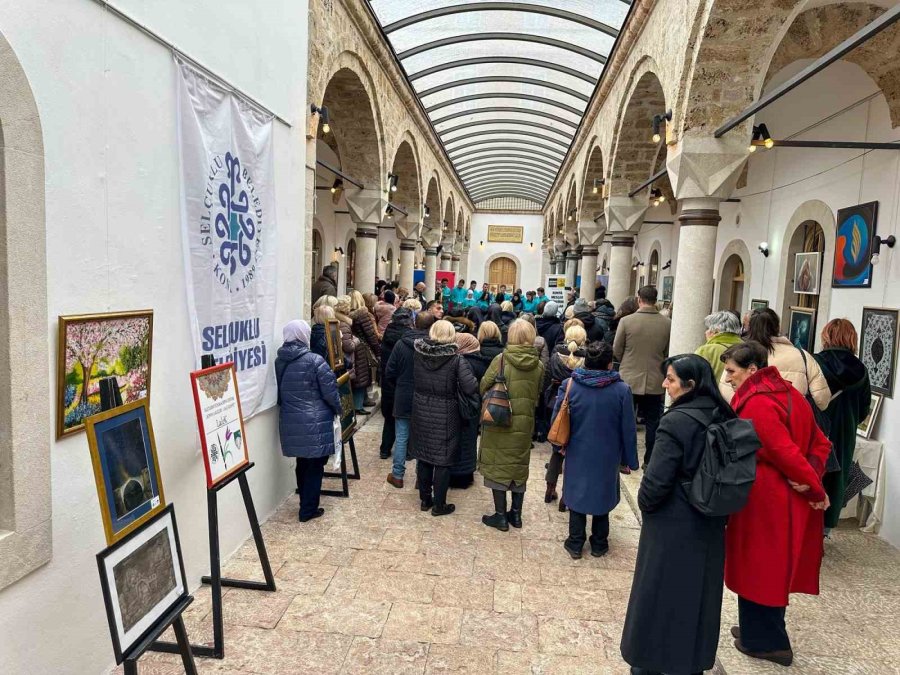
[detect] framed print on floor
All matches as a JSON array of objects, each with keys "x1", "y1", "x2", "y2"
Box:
[
  {"x1": 57, "y1": 310, "x2": 154, "y2": 439},
  {"x1": 860, "y1": 307, "x2": 898, "y2": 398},
  {"x1": 793, "y1": 252, "x2": 821, "y2": 295},
  {"x1": 190, "y1": 362, "x2": 250, "y2": 488},
  {"x1": 857, "y1": 393, "x2": 883, "y2": 439},
  {"x1": 96, "y1": 504, "x2": 188, "y2": 664},
  {"x1": 832, "y1": 201, "x2": 878, "y2": 288},
  {"x1": 85, "y1": 399, "x2": 165, "y2": 545},
  {"x1": 788, "y1": 307, "x2": 816, "y2": 352}
]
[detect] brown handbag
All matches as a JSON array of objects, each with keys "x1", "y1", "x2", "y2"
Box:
[
  {"x1": 481, "y1": 355, "x2": 512, "y2": 427},
  {"x1": 547, "y1": 379, "x2": 573, "y2": 447}
]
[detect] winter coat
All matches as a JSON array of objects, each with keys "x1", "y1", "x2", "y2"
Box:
[
  {"x1": 336, "y1": 316, "x2": 358, "y2": 383},
  {"x1": 720, "y1": 336, "x2": 830, "y2": 409},
  {"x1": 522, "y1": 298, "x2": 538, "y2": 314},
  {"x1": 351, "y1": 308, "x2": 381, "y2": 389},
  {"x1": 574, "y1": 311, "x2": 606, "y2": 343},
  {"x1": 592, "y1": 305, "x2": 615, "y2": 343},
  {"x1": 535, "y1": 315, "x2": 563, "y2": 350},
  {"x1": 478, "y1": 345, "x2": 544, "y2": 484},
  {"x1": 476, "y1": 291, "x2": 493, "y2": 310},
  {"x1": 465, "y1": 339, "x2": 503, "y2": 383},
  {"x1": 311, "y1": 273, "x2": 337, "y2": 305},
  {"x1": 379, "y1": 319, "x2": 411, "y2": 417},
  {"x1": 374, "y1": 301, "x2": 396, "y2": 333},
  {"x1": 533, "y1": 335, "x2": 550, "y2": 391},
  {"x1": 613, "y1": 307, "x2": 671, "y2": 395},
  {"x1": 498, "y1": 311, "x2": 517, "y2": 344},
  {"x1": 310, "y1": 324, "x2": 329, "y2": 363},
  {"x1": 384, "y1": 329, "x2": 429, "y2": 419},
  {"x1": 621, "y1": 393, "x2": 729, "y2": 674},
  {"x1": 409, "y1": 340, "x2": 478, "y2": 467},
  {"x1": 814, "y1": 348, "x2": 872, "y2": 528},
  {"x1": 274, "y1": 341, "x2": 342, "y2": 459},
  {"x1": 553, "y1": 369, "x2": 637, "y2": 514},
  {"x1": 695, "y1": 331, "x2": 743, "y2": 382},
  {"x1": 726, "y1": 366, "x2": 832, "y2": 607}
]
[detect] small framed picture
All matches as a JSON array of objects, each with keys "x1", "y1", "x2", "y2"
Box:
[
  {"x1": 190, "y1": 363, "x2": 250, "y2": 488},
  {"x1": 96, "y1": 504, "x2": 188, "y2": 664},
  {"x1": 85, "y1": 399, "x2": 165, "y2": 545},
  {"x1": 336, "y1": 371, "x2": 357, "y2": 441},
  {"x1": 793, "y1": 252, "x2": 821, "y2": 295},
  {"x1": 325, "y1": 318, "x2": 344, "y2": 371},
  {"x1": 857, "y1": 393, "x2": 883, "y2": 439},
  {"x1": 788, "y1": 307, "x2": 816, "y2": 352},
  {"x1": 661, "y1": 276, "x2": 674, "y2": 302},
  {"x1": 750, "y1": 299, "x2": 769, "y2": 312}
]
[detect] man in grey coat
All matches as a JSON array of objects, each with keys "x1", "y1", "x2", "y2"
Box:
[
  {"x1": 613, "y1": 285, "x2": 671, "y2": 467},
  {"x1": 311, "y1": 264, "x2": 338, "y2": 304}
]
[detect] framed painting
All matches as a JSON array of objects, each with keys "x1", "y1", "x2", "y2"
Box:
[
  {"x1": 325, "y1": 318, "x2": 343, "y2": 371},
  {"x1": 57, "y1": 310, "x2": 154, "y2": 439},
  {"x1": 788, "y1": 307, "x2": 816, "y2": 352},
  {"x1": 860, "y1": 307, "x2": 898, "y2": 397},
  {"x1": 336, "y1": 371, "x2": 357, "y2": 441},
  {"x1": 190, "y1": 363, "x2": 250, "y2": 488},
  {"x1": 832, "y1": 201, "x2": 878, "y2": 288},
  {"x1": 96, "y1": 504, "x2": 188, "y2": 664},
  {"x1": 793, "y1": 252, "x2": 821, "y2": 295},
  {"x1": 85, "y1": 399, "x2": 165, "y2": 545},
  {"x1": 857, "y1": 393, "x2": 883, "y2": 439},
  {"x1": 750, "y1": 299, "x2": 769, "y2": 312},
  {"x1": 661, "y1": 276, "x2": 674, "y2": 302}
]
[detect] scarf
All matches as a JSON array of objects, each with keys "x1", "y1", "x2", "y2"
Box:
[{"x1": 283, "y1": 319, "x2": 311, "y2": 346}]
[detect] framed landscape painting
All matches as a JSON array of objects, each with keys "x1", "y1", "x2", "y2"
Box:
[
  {"x1": 96, "y1": 505, "x2": 187, "y2": 664},
  {"x1": 85, "y1": 399, "x2": 165, "y2": 545},
  {"x1": 57, "y1": 310, "x2": 153, "y2": 438},
  {"x1": 190, "y1": 363, "x2": 250, "y2": 488},
  {"x1": 860, "y1": 307, "x2": 898, "y2": 397},
  {"x1": 788, "y1": 307, "x2": 816, "y2": 352},
  {"x1": 857, "y1": 393, "x2": 883, "y2": 439},
  {"x1": 832, "y1": 201, "x2": 878, "y2": 288},
  {"x1": 750, "y1": 299, "x2": 769, "y2": 312}
]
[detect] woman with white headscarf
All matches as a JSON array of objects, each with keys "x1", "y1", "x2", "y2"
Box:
[{"x1": 275, "y1": 319, "x2": 342, "y2": 523}]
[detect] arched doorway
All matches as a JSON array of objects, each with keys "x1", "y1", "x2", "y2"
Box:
[
  {"x1": 385, "y1": 246, "x2": 394, "y2": 282},
  {"x1": 488, "y1": 256, "x2": 517, "y2": 289},
  {"x1": 719, "y1": 254, "x2": 745, "y2": 315},
  {"x1": 311, "y1": 229, "x2": 323, "y2": 291},
  {"x1": 629, "y1": 259, "x2": 640, "y2": 297},
  {"x1": 346, "y1": 238, "x2": 356, "y2": 291},
  {"x1": 648, "y1": 249, "x2": 660, "y2": 287}
]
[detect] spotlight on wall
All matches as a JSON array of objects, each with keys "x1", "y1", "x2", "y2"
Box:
[
  {"x1": 661, "y1": 259, "x2": 672, "y2": 271},
  {"x1": 385, "y1": 205, "x2": 394, "y2": 219},
  {"x1": 530, "y1": 242, "x2": 534, "y2": 248},
  {"x1": 751, "y1": 124, "x2": 774, "y2": 151},
  {"x1": 334, "y1": 246, "x2": 344, "y2": 257},
  {"x1": 424, "y1": 205, "x2": 431, "y2": 218},
  {"x1": 310, "y1": 104, "x2": 330, "y2": 134},
  {"x1": 650, "y1": 188, "x2": 666, "y2": 207},
  {"x1": 651, "y1": 110, "x2": 672, "y2": 144},
  {"x1": 330, "y1": 178, "x2": 343, "y2": 194},
  {"x1": 479, "y1": 240, "x2": 484, "y2": 247},
  {"x1": 758, "y1": 242, "x2": 769, "y2": 258},
  {"x1": 380, "y1": 256, "x2": 387, "y2": 263},
  {"x1": 592, "y1": 178, "x2": 605, "y2": 195},
  {"x1": 632, "y1": 261, "x2": 645, "y2": 271},
  {"x1": 871, "y1": 235, "x2": 896, "y2": 265},
  {"x1": 388, "y1": 173, "x2": 399, "y2": 193}
]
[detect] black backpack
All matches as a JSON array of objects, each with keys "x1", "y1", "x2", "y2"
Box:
[{"x1": 674, "y1": 409, "x2": 761, "y2": 517}]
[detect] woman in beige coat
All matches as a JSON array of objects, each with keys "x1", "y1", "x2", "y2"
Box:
[{"x1": 720, "y1": 308, "x2": 830, "y2": 409}]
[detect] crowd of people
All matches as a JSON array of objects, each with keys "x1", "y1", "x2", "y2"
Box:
[{"x1": 276, "y1": 263, "x2": 873, "y2": 674}]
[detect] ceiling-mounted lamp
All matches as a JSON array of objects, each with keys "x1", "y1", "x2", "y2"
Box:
[
  {"x1": 330, "y1": 178, "x2": 343, "y2": 194},
  {"x1": 651, "y1": 110, "x2": 672, "y2": 144},
  {"x1": 310, "y1": 104, "x2": 330, "y2": 134},
  {"x1": 750, "y1": 124, "x2": 774, "y2": 152},
  {"x1": 388, "y1": 173, "x2": 399, "y2": 193},
  {"x1": 872, "y1": 234, "x2": 896, "y2": 265}
]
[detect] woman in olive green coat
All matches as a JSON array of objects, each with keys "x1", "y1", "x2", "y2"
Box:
[{"x1": 479, "y1": 319, "x2": 545, "y2": 531}]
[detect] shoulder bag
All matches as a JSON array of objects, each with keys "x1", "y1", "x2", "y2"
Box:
[
  {"x1": 547, "y1": 379, "x2": 573, "y2": 448},
  {"x1": 481, "y1": 354, "x2": 512, "y2": 427}
]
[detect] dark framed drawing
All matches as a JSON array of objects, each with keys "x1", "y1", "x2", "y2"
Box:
[
  {"x1": 336, "y1": 371, "x2": 356, "y2": 441},
  {"x1": 788, "y1": 307, "x2": 816, "y2": 352},
  {"x1": 661, "y1": 276, "x2": 674, "y2": 302},
  {"x1": 832, "y1": 201, "x2": 878, "y2": 288},
  {"x1": 190, "y1": 363, "x2": 250, "y2": 488},
  {"x1": 85, "y1": 399, "x2": 165, "y2": 545},
  {"x1": 857, "y1": 393, "x2": 883, "y2": 439},
  {"x1": 793, "y1": 252, "x2": 821, "y2": 295},
  {"x1": 860, "y1": 307, "x2": 898, "y2": 398},
  {"x1": 96, "y1": 504, "x2": 188, "y2": 664},
  {"x1": 325, "y1": 318, "x2": 343, "y2": 371},
  {"x1": 750, "y1": 299, "x2": 769, "y2": 312},
  {"x1": 57, "y1": 310, "x2": 154, "y2": 438}
]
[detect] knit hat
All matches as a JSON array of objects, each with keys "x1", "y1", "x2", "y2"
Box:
[
  {"x1": 283, "y1": 319, "x2": 311, "y2": 346},
  {"x1": 573, "y1": 298, "x2": 590, "y2": 314},
  {"x1": 543, "y1": 301, "x2": 558, "y2": 318}
]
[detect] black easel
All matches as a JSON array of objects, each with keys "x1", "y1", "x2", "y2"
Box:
[{"x1": 321, "y1": 434, "x2": 360, "y2": 498}]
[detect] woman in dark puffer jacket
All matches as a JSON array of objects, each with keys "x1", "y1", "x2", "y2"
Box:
[
  {"x1": 275, "y1": 320, "x2": 342, "y2": 523},
  {"x1": 379, "y1": 308, "x2": 413, "y2": 459},
  {"x1": 409, "y1": 320, "x2": 479, "y2": 516},
  {"x1": 310, "y1": 305, "x2": 334, "y2": 363}
]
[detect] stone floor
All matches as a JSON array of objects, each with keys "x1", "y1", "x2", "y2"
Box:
[{"x1": 128, "y1": 411, "x2": 900, "y2": 674}]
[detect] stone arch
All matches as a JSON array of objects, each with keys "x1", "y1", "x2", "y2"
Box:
[
  {"x1": 775, "y1": 199, "x2": 836, "y2": 351},
  {"x1": 421, "y1": 175, "x2": 442, "y2": 247},
  {"x1": 387, "y1": 133, "x2": 423, "y2": 220},
  {"x1": 715, "y1": 239, "x2": 753, "y2": 315},
  {"x1": 579, "y1": 140, "x2": 606, "y2": 221},
  {"x1": 563, "y1": 176, "x2": 579, "y2": 243},
  {"x1": 0, "y1": 29, "x2": 51, "y2": 590},
  {"x1": 442, "y1": 194, "x2": 456, "y2": 246},
  {"x1": 484, "y1": 252, "x2": 523, "y2": 290},
  {"x1": 647, "y1": 240, "x2": 662, "y2": 287},
  {"x1": 311, "y1": 219, "x2": 326, "y2": 288}
]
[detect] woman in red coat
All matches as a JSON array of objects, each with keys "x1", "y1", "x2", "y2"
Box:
[{"x1": 721, "y1": 341, "x2": 832, "y2": 667}]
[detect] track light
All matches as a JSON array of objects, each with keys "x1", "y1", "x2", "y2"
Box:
[
  {"x1": 661, "y1": 259, "x2": 672, "y2": 270},
  {"x1": 386, "y1": 205, "x2": 394, "y2": 219},
  {"x1": 751, "y1": 124, "x2": 773, "y2": 151},
  {"x1": 380, "y1": 256, "x2": 387, "y2": 263},
  {"x1": 872, "y1": 235, "x2": 896, "y2": 265},
  {"x1": 311, "y1": 104, "x2": 330, "y2": 134},
  {"x1": 650, "y1": 188, "x2": 665, "y2": 207},
  {"x1": 330, "y1": 178, "x2": 343, "y2": 194},
  {"x1": 758, "y1": 242, "x2": 769, "y2": 258},
  {"x1": 592, "y1": 178, "x2": 605, "y2": 195},
  {"x1": 388, "y1": 173, "x2": 399, "y2": 193},
  {"x1": 651, "y1": 110, "x2": 672, "y2": 144}
]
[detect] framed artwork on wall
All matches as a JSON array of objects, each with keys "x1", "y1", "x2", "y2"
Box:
[
  {"x1": 85, "y1": 399, "x2": 165, "y2": 545},
  {"x1": 325, "y1": 319, "x2": 343, "y2": 371},
  {"x1": 793, "y1": 252, "x2": 821, "y2": 295},
  {"x1": 96, "y1": 504, "x2": 188, "y2": 664},
  {"x1": 860, "y1": 307, "x2": 898, "y2": 398},
  {"x1": 57, "y1": 310, "x2": 154, "y2": 439},
  {"x1": 788, "y1": 307, "x2": 816, "y2": 352},
  {"x1": 857, "y1": 393, "x2": 883, "y2": 439},
  {"x1": 661, "y1": 276, "x2": 674, "y2": 302},
  {"x1": 750, "y1": 299, "x2": 770, "y2": 312},
  {"x1": 832, "y1": 201, "x2": 878, "y2": 288},
  {"x1": 190, "y1": 363, "x2": 250, "y2": 488}
]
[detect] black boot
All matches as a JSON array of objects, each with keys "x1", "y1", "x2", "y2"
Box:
[
  {"x1": 544, "y1": 481, "x2": 558, "y2": 503},
  {"x1": 482, "y1": 490, "x2": 509, "y2": 531},
  {"x1": 507, "y1": 492, "x2": 524, "y2": 529}
]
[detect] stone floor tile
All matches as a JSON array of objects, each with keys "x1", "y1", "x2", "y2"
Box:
[
  {"x1": 575, "y1": 567, "x2": 637, "y2": 590},
  {"x1": 496, "y1": 650, "x2": 621, "y2": 674},
  {"x1": 473, "y1": 556, "x2": 543, "y2": 584},
  {"x1": 324, "y1": 525, "x2": 388, "y2": 550},
  {"x1": 339, "y1": 637, "x2": 429, "y2": 675},
  {"x1": 521, "y1": 584, "x2": 613, "y2": 621},
  {"x1": 538, "y1": 617, "x2": 607, "y2": 657},
  {"x1": 350, "y1": 548, "x2": 427, "y2": 571},
  {"x1": 381, "y1": 601, "x2": 464, "y2": 645},
  {"x1": 221, "y1": 587, "x2": 295, "y2": 629},
  {"x1": 459, "y1": 609, "x2": 539, "y2": 652},
  {"x1": 380, "y1": 527, "x2": 425, "y2": 552},
  {"x1": 273, "y1": 561, "x2": 338, "y2": 595},
  {"x1": 354, "y1": 570, "x2": 437, "y2": 604},
  {"x1": 278, "y1": 595, "x2": 391, "y2": 638},
  {"x1": 423, "y1": 644, "x2": 497, "y2": 674},
  {"x1": 229, "y1": 626, "x2": 353, "y2": 674},
  {"x1": 493, "y1": 580, "x2": 523, "y2": 614},
  {"x1": 432, "y1": 575, "x2": 494, "y2": 610},
  {"x1": 424, "y1": 549, "x2": 476, "y2": 577}
]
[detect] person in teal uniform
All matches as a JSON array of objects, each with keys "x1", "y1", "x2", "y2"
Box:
[
  {"x1": 476, "y1": 283, "x2": 493, "y2": 310},
  {"x1": 536, "y1": 287, "x2": 549, "y2": 305},
  {"x1": 462, "y1": 289, "x2": 476, "y2": 309},
  {"x1": 449, "y1": 279, "x2": 468, "y2": 311},
  {"x1": 522, "y1": 290, "x2": 539, "y2": 314},
  {"x1": 438, "y1": 278, "x2": 450, "y2": 311}
]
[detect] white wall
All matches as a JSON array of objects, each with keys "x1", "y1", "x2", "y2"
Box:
[
  {"x1": 467, "y1": 213, "x2": 545, "y2": 291},
  {"x1": 0, "y1": 1, "x2": 308, "y2": 673}
]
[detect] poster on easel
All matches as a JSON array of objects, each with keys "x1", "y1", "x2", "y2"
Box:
[
  {"x1": 545, "y1": 274, "x2": 567, "y2": 315},
  {"x1": 190, "y1": 363, "x2": 250, "y2": 488}
]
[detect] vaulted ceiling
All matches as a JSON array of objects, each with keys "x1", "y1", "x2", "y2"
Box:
[{"x1": 367, "y1": 1, "x2": 632, "y2": 210}]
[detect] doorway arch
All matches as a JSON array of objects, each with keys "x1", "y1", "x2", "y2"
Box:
[
  {"x1": 484, "y1": 253, "x2": 520, "y2": 290},
  {"x1": 311, "y1": 227, "x2": 323, "y2": 293},
  {"x1": 715, "y1": 239, "x2": 752, "y2": 314},
  {"x1": 346, "y1": 238, "x2": 357, "y2": 291}
]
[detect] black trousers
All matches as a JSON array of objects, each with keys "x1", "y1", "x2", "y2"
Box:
[
  {"x1": 634, "y1": 394, "x2": 664, "y2": 464},
  {"x1": 566, "y1": 511, "x2": 609, "y2": 554},
  {"x1": 738, "y1": 596, "x2": 791, "y2": 652},
  {"x1": 295, "y1": 456, "x2": 328, "y2": 519},
  {"x1": 417, "y1": 460, "x2": 450, "y2": 507},
  {"x1": 545, "y1": 449, "x2": 565, "y2": 484},
  {"x1": 380, "y1": 405, "x2": 396, "y2": 455}
]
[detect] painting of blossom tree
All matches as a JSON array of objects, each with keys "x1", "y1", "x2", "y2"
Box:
[{"x1": 57, "y1": 310, "x2": 154, "y2": 438}]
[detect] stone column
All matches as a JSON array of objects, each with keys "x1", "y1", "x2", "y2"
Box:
[
  {"x1": 459, "y1": 244, "x2": 469, "y2": 282},
  {"x1": 424, "y1": 247, "x2": 439, "y2": 300},
  {"x1": 451, "y1": 255, "x2": 461, "y2": 276},
  {"x1": 541, "y1": 244, "x2": 551, "y2": 281},
  {"x1": 580, "y1": 246, "x2": 599, "y2": 300},
  {"x1": 440, "y1": 251, "x2": 452, "y2": 272},
  {"x1": 565, "y1": 250, "x2": 579, "y2": 290},
  {"x1": 345, "y1": 188, "x2": 388, "y2": 295},
  {"x1": 607, "y1": 235, "x2": 636, "y2": 309},
  {"x1": 399, "y1": 239, "x2": 416, "y2": 292},
  {"x1": 670, "y1": 199, "x2": 721, "y2": 355}
]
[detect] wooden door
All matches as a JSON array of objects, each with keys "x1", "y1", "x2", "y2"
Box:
[{"x1": 488, "y1": 257, "x2": 517, "y2": 288}]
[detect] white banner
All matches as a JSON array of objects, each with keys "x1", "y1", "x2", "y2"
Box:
[{"x1": 176, "y1": 60, "x2": 277, "y2": 416}]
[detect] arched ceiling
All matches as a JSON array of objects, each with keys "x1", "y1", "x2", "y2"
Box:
[{"x1": 367, "y1": 1, "x2": 633, "y2": 209}]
